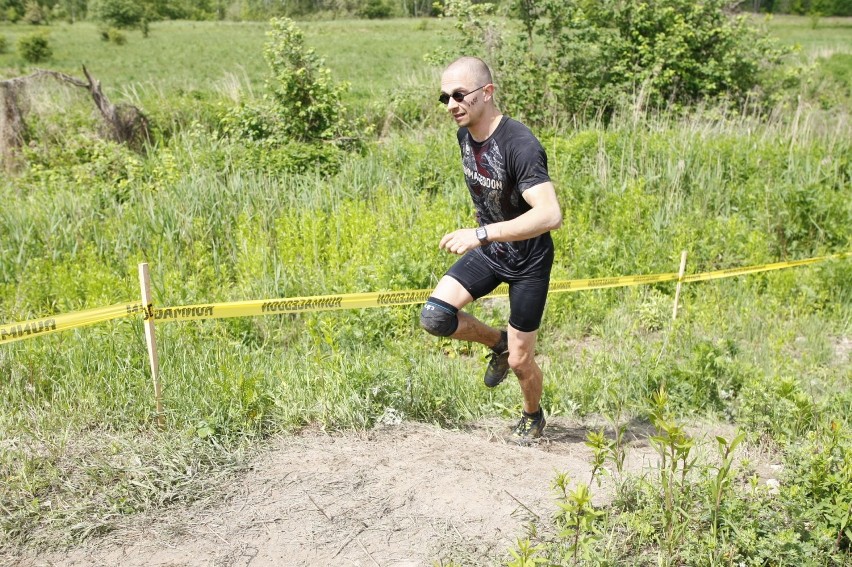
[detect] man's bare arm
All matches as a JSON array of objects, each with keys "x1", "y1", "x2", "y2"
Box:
[{"x1": 438, "y1": 182, "x2": 562, "y2": 255}]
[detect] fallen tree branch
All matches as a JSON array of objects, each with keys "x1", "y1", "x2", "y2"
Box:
[{"x1": 1, "y1": 66, "x2": 151, "y2": 170}]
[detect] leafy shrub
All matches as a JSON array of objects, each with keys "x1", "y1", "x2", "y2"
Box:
[
  {"x1": 358, "y1": 0, "x2": 392, "y2": 19},
  {"x1": 107, "y1": 28, "x2": 127, "y2": 45},
  {"x1": 22, "y1": 0, "x2": 48, "y2": 24},
  {"x1": 5, "y1": 7, "x2": 20, "y2": 23},
  {"x1": 0, "y1": 35, "x2": 7, "y2": 55},
  {"x1": 219, "y1": 17, "x2": 361, "y2": 148},
  {"x1": 229, "y1": 140, "x2": 344, "y2": 176},
  {"x1": 17, "y1": 32, "x2": 52, "y2": 63},
  {"x1": 263, "y1": 17, "x2": 353, "y2": 142},
  {"x1": 88, "y1": 0, "x2": 144, "y2": 29},
  {"x1": 438, "y1": 0, "x2": 794, "y2": 124}
]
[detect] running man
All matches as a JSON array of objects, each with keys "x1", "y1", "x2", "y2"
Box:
[{"x1": 420, "y1": 56, "x2": 562, "y2": 440}]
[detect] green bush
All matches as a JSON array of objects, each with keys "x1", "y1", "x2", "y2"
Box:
[
  {"x1": 0, "y1": 35, "x2": 7, "y2": 54},
  {"x1": 107, "y1": 28, "x2": 127, "y2": 45},
  {"x1": 22, "y1": 0, "x2": 48, "y2": 24},
  {"x1": 439, "y1": 0, "x2": 794, "y2": 123},
  {"x1": 219, "y1": 17, "x2": 361, "y2": 146},
  {"x1": 358, "y1": 0, "x2": 393, "y2": 19},
  {"x1": 88, "y1": 0, "x2": 144, "y2": 29},
  {"x1": 17, "y1": 32, "x2": 52, "y2": 63}
]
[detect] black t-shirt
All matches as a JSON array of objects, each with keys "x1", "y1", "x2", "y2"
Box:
[{"x1": 457, "y1": 116, "x2": 554, "y2": 277}]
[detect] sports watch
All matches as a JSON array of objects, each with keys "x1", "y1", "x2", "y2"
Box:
[{"x1": 476, "y1": 226, "x2": 489, "y2": 245}]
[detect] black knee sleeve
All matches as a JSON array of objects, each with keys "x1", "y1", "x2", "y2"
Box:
[{"x1": 420, "y1": 297, "x2": 459, "y2": 337}]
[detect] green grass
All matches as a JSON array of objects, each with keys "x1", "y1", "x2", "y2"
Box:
[
  {"x1": 1, "y1": 13, "x2": 851, "y2": 565},
  {"x1": 762, "y1": 14, "x2": 852, "y2": 55},
  {"x1": 0, "y1": 18, "x2": 451, "y2": 105}
]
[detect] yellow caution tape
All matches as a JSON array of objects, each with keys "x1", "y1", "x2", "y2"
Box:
[
  {"x1": 0, "y1": 302, "x2": 146, "y2": 345},
  {"x1": 681, "y1": 252, "x2": 850, "y2": 283},
  {"x1": 146, "y1": 251, "x2": 850, "y2": 323},
  {"x1": 1, "y1": 252, "x2": 848, "y2": 341}
]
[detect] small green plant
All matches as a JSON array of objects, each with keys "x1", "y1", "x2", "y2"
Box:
[
  {"x1": 17, "y1": 32, "x2": 52, "y2": 63},
  {"x1": 585, "y1": 429, "x2": 610, "y2": 486},
  {"x1": 708, "y1": 430, "x2": 746, "y2": 545},
  {"x1": 107, "y1": 28, "x2": 127, "y2": 45},
  {"x1": 507, "y1": 538, "x2": 548, "y2": 567},
  {"x1": 0, "y1": 35, "x2": 7, "y2": 54},
  {"x1": 648, "y1": 387, "x2": 698, "y2": 561},
  {"x1": 552, "y1": 472, "x2": 603, "y2": 564}
]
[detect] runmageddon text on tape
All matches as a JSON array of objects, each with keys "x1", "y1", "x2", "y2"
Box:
[
  {"x1": 1, "y1": 252, "x2": 848, "y2": 343},
  {"x1": 0, "y1": 303, "x2": 144, "y2": 345}
]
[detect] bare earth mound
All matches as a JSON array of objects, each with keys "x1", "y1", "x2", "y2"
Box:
[{"x1": 14, "y1": 418, "x2": 663, "y2": 567}]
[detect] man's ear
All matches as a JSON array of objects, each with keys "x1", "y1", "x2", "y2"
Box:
[{"x1": 484, "y1": 83, "x2": 495, "y2": 101}]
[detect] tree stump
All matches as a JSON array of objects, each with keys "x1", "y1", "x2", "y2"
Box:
[{"x1": 0, "y1": 66, "x2": 151, "y2": 171}]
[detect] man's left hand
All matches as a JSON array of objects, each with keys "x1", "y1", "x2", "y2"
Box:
[{"x1": 439, "y1": 229, "x2": 481, "y2": 255}]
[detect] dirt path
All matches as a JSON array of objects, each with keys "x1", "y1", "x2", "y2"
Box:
[{"x1": 12, "y1": 418, "x2": 663, "y2": 567}]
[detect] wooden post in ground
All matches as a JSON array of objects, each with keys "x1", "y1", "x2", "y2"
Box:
[
  {"x1": 138, "y1": 262, "x2": 164, "y2": 428},
  {"x1": 672, "y1": 250, "x2": 688, "y2": 320}
]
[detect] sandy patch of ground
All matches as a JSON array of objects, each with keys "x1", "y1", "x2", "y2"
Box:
[{"x1": 8, "y1": 417, "x2": 756, "y2": 567}]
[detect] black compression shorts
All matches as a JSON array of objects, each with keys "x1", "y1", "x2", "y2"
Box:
[{"x1": 445, "y1": 247, "x2": 554, "y2": 333}]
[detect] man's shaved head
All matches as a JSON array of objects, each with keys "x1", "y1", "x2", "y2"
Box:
[{"x1": 444, "y1": 56, "x2": 493, "y2": 88}]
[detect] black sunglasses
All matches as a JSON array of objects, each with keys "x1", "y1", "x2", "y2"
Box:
[{"x1": 438, "y1": 84, "x2": 487, "y2": 105}]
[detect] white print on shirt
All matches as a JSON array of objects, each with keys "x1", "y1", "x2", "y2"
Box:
[{"x1": 461, "y1": 138, "x2": 510, "y2": 223}]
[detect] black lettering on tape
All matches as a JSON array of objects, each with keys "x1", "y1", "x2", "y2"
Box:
[{"x1": 0, "y1": 319, "x2": 56, "y2": 342}]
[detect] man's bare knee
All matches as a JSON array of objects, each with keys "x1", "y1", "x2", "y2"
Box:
[{"x1": 508, "y1": 351, "x2": 535, "y2": 374}]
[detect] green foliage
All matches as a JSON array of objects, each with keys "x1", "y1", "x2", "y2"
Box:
[
  {"x1": 17, "y1": 31, "x2": 51, "y2": 62},
  {"x1": 438, "y1": 0, "x2": 796, "y2": 123},
  {"x1": 5, "y1": 6, "x2": 20, "y2": 23},
  {"x1": 776, "y1": 0, "x2": 852, "y2": 15},
  {"x1": 22, "y1": 0, "x2": 47, "y2": 24},
  {"x1": 507, "y1": 537, "x2": 549, "y2": 566},
  {"x1": 105, "y1": 27, "x2": 127, "y2": 44},
  {"x1": 219, "y1": 18, "x2": 360, "y2": 148},
  {"x1": 262, "y1": 17, "x2": 353, "y2": 142},
  {"x1": 88, "y1": 0, "x2": 144, "y2": 29},
  {"x1": 782, "y1": 420, "x2": 852, "y2": 553},
  {"x1": 648, "y1": 388, "x2": 699, "y2": 556},
  {"x1": 552, "y1": 473, "x2": 604, "y2": 562},
  {"x1": 358, "y1": 0, "x2": 393, "y2": 19},
  {"x1": 0, "y1": 34, "x2": 6, "y2": 53}
]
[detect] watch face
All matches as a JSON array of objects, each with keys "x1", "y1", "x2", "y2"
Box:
[{"x1": 476, "y1": 227, "x2": 487, "y2": 241}]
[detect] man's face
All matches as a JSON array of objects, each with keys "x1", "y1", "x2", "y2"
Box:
[{"x1": 440, "y1": 67, "x2": 486, "y2": 128}]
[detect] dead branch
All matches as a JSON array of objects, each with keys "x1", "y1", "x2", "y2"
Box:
[{"x1": 0, "y1": 66, "x2": 151, "y2": 171}]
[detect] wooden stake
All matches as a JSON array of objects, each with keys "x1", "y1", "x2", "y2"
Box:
[
  {"x1": 139, "y1": 262, "x2": 164, "y2": 428},
  {"x1": 672, "y1": 250, "x2": 688, "y2": 320}
]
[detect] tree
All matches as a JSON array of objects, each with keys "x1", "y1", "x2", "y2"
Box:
[
  {"x1": 439, "y1": 0, "x2": 793, "y2": 123},
  {"x1": 88, "y1": 0, "x2": 144, "y2": 28}
]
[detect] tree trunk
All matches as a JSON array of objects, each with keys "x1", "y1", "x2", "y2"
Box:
[
  {"x1": 80, "y1": 66, "x2": 151, "y2": 149},
  {"x1": 0, "y1": 80, "x2": 26, "y2": 170}
]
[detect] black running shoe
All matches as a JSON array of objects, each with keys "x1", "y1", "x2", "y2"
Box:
[
  {"x1": 483, "y1": 349, "x2": 510, "y2": 388},
  {"x1": 512, "y1": 410, "x2": 546, "y2": 440}
]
